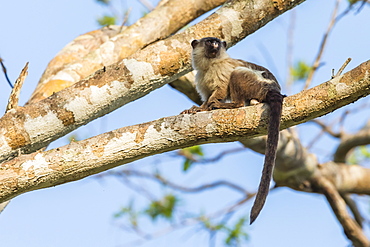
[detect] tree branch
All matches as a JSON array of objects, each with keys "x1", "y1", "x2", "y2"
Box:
[
  {"x1": 312, "y1": 177, "x2": 370, "y2": 247},
  {"x1": 29, "y1": 0, "x2": 228, "y2": 103},
  {"x1": 310, "y1": 119, "x2": 342, "y2": 138},
  {"x1": 6, "y1": 62, "x2": 28, "y2": 112},
  {"x1": 0, "y1": 60, "x2": 369, "y2": 203},
  {"x1": 0, "y1": 0, "x2": 306, "y2": 163},
  {"x1": 104, "y1": 169, "x2": 248, "y2": 194},
  {"x1": 304, "y1": 0, "x2": 350, "y2": 89},
  {"x1": 334, "y1": 120, "x2": 370, "y2": 163}
]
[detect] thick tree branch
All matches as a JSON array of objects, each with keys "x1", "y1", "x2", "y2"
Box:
[
  {"x1": 29, "y1": 0, "x2": 227, "y2": 103},
  {"x1": 0, "y1": 0, "x2": 305, "y2": 163},
  {"x1": 0, "y1": 61, "x2": 369, "y2": 203},
  {"x1": 312, "y1": 177, "x2": 370, "y2": 247},
  {"x1": 334, "y1": 120, "x2": 370, "y2": 163}
]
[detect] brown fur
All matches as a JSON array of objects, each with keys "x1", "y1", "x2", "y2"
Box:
[{"x1": 182, "y1": 37, "x2": 284, "y2": 224}]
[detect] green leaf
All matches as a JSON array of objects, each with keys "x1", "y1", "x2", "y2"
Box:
[
  {"x1": 199, "y1": 216, "x2": 225, "y2": 231},
  {"x1": 97, "y1": 15, "x2": 117, "y2": 26},
  {"x1": 188, "y1": 145, "x2": 204, "y2": 156},
  {"x1": 113, "y1": 204, "x2": 132, "y2": 218},
  {"x1": 145, "y1": 194, "x2": 178, "y2": 220},
  {"x1": 347, "y1": 151, "x2": 358, "y2": 164},
  {"x1": 290, "y1": 60, "x2": 312, "y2": 82},
  {"x1": 113, "y1": 200, "x2": 138, "y2": 227},
  {"x1": 183, "y1": 159, "x2": 193, "y2": 171},
  {"x1": 348, "y1": 145, "x2": 370, "y2": 164},
  {"x1": 180, "y1": 145, "x2": 204, "y2": 172},
  {"x1": 225, "y1": 217, "x2": 249, "y2": 246},
  {"x1": 96, "y1": 0, "x2": 111, "y2": 5},
  {"x1": 359, "y1": 146, "x2": 370, "y2": 158},
  {"x1": 348, "y1": 0, "x2": 360, "y2": 4}
]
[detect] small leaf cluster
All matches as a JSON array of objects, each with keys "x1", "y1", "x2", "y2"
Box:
[
  {"x1": 145, "y1": 194, "x2": 178, "y2": 220},
  {"x1": 95, "y1": 0, "x2": 123, "y2": 27},
  {"x1": 114, "y1": 193, "x2": 179, "y2": 224},
  {"x1": 348, "y1": 145, "x2": 370, "y2": 165},
  {"x1": 114, "y1": 200, "x2": 138, "y2": 227},
  {"x1": 97, "y1": 15, "x2": 117, "y2": 26},
  {"x1": 178, "y1": 145, "x2": 204, "y2": 171},
  {"x1": 201, "y1": 216, "x2": 249, "y2": 246},
  {"x1": 290, "y1": 60, "x2": 312, "y2": 82}
]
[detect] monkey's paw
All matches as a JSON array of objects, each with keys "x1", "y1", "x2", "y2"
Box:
[{"x1": 180, "y1": 105, "x2": 204, "y2": 114}]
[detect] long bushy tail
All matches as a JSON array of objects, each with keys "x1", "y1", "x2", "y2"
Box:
[{"x1": 250, "y1": 91, "x2": 284, "y2": 224}]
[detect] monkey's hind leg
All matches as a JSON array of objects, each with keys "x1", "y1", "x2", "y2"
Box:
[{"x1": 210, "y1": 101, "x2": 244, "y2": 109}]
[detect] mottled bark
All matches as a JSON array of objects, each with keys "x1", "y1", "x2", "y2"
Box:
[
  {"x1": 29, "y1": 0, "x2": 227, "y2": 103},
  {"x1": 0, "y1": 60, "x2": 368, "y2": 203},
  {"x1": 0, "y1": 0, "x2": 305, "y2": 163}
]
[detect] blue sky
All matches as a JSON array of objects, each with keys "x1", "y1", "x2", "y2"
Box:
[{"x1": 0, "y1": 0, "x2": 369, "y2": 247}]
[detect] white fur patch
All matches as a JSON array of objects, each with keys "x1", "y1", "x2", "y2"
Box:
[{"x1": 234, "y1": 66, "x2": 273, "y2": 83}]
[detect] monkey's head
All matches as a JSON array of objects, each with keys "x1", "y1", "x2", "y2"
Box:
[{"x1": 191, "y1": 37, "x2": 227, "y2": 59}]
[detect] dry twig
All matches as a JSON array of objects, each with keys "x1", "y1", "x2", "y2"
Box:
[
  {"x1": 334, "y1": 57, "x2": 352, "y2": 78},
  {"x1": 5, "y1": 62, "x2": 28, "y2": 112},
  {"x1": 104, "y1": 169, "x2": 248, "y2": 194},
  {"x1": 311, "y1": 119, "x2": 342, "y2": 138},
  {"x1": 304, "y1": 0, "x2": 340, "y2": 89},
  {"x1": 120, "y1": 7, "x2": 132, "y2": 32},
  {"x1": 0, "y1": 57, "x2": 13, "y2": 88}
]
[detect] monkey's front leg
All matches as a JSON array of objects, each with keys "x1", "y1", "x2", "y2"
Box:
[
  {"x1": 181, "y1": 87, "x2": 228, "y2": 114},
  {"x1": 180, "y1": 104, "x2": 207, "y2": 114},
  {"x1": 203, "y1": 86, "x2": 230, "y2": 110}
]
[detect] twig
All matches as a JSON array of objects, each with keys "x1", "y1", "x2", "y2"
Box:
[
  {"x1": 120, "y1": 7, "x2": 132, "y2": 32},
  {"x1": 176, "y1": 147, "x2": 247, "y2": 165},
  {"x1": 341, "y1": 193, "x2": 364, "y2": 228},
  {"x1": 106, "y1": 169, "x2": 248, "y2": 194},
  {"x1": 120, "y1": 194, "x2": 253, "y2": 247},
  {"x1": 312, "y1": 177, "x2": 370, "y2": 247},
  {"x1": 310, "y1": 119, "x2": 341, "y2": 138},
  {"x1": 198, "y1": 147, "x2": 246, "y2": 164},
  {"x1": 356, "y1": 0, "x2": 368, "y2": 13},
  {"x1": 334, "y1": 57, "x2": 352, "y2": 78},
  {"x1": 137, "y1": 0, "x2": 154, "y2": 11},
  {"x1": 307, "y1": 119, "x2": 341, "y2": 150},
  {"x1": 0, "y1": 57, "x2": 13, "y2": 88},
  {"x1": 6, "y1": 62, "x2": 28, "y2": 112},
  {"x1": 338, "y1": 109, "x2": 350, "y2": 133},
  {"x1": 304, "y1": 0, "x2": 341, "y2": 89},
  {"x1": 286, "y1": 10, "x2": 296, "y2": 88},
  {"x1": 115, "y1": 173, "x2": 156, "y2": 201},
  {"x1": 0, "y1": 200, "x2": 10, "y2": 213}
]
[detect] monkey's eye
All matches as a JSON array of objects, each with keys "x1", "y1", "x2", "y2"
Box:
[{"x1": 261, "y1": 72, "x2": 269, "y2": 79}]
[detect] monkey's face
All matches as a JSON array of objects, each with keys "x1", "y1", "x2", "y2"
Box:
[{"x1": 191, "y1": 37, "x2": 227, "y2": 59}]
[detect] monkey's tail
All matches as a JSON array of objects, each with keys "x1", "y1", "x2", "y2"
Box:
[{"x1": 250, "y1": 90, "x2": 284, "y2": 224}]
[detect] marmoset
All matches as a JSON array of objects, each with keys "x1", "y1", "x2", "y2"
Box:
[{"x1": 182, "y1": 37, "x2": 285, "y2": 224}]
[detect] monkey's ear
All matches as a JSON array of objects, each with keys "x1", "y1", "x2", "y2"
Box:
[
  {"x1": 222, "y1": 41, "x2": 227, "y2": 48},
  {"x1": 191, "y1": 40, "x2": 200, "y2": 48}
]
